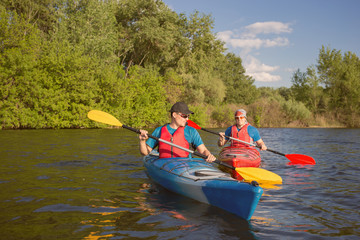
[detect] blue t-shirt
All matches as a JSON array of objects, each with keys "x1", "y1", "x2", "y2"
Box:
[
  {"x1": 224, "y1": 125, "x2": 261, "y2": 142},
  {"x1": 146, "y1": 124, "x2": 204, "y2": 150}
]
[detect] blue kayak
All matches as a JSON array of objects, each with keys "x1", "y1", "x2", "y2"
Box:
[{"x1": 143, "y1": 152, "x2": 263, "y2": 220}]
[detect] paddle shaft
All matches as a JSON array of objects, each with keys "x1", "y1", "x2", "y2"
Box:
[
  {"x1": 200, "y1": 127, "x2": 286, "y2": 157},
  {"x1": 122, "y1": 125, "x2": 236, "y2": 170}
]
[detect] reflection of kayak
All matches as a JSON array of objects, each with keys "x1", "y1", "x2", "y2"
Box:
[
  {"x1": 219, "y1": 147, "x2": 261, "y2": 179},
  {"x1": 143, "y1": 151, "x2": 263, "y2": 220}
]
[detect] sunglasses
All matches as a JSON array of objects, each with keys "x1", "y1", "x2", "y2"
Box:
[
  {"x1": 235, "y1": 116, "x2": 245, "y2": 120},
  {"x1": 177, "y1": 113, "x2": 190, "y2": 119}
]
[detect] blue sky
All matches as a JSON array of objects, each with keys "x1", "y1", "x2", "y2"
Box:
[{"x1": 162, "y1": 0, "x2": 360, "y2": 88}]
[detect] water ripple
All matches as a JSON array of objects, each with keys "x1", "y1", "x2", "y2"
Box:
[{"x1": 1, "y1": 128, "x2": 359, "y2": 239}]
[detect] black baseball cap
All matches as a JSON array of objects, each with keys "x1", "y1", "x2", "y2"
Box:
[{"x1": 169, "y1": 102, "x2": 194, "y2": 114}]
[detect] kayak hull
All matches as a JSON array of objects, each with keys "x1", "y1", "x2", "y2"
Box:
[
  {"x1": 143, "y1": 152, "x2": 263, "y2": 220},
  {"x1": 219, "y1": 146, "x2": 261, "y2": 179},
  {"x1": 219, "y1": 146, "x2": 261, "y2": 167}
]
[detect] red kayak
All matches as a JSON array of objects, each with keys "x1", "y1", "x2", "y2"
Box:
[{"x1": 218, "y1": 146, "x2": 261, "y2": 179}]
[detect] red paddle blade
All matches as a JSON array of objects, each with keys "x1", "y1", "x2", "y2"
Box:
[
  {"x1": 187, "y1": 120, "x2": 201, "y2": 129},
  {"x1": 285, "y1": 154, "x2": 316, "y2": 165}
]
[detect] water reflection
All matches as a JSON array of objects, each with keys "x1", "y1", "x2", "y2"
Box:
[
  {"x1": 72, "y1": 180, "x2": 258, "y2": 239},
  {"x1": 1, "y1": 129, "x2": 360, "y2": 239},
  {"x1": 136, "y1": 182, "x2": 257, "y2": 239}
]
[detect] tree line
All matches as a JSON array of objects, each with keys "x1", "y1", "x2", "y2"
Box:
[{"x1": 1, "y1": 0, "x2": 359, "y2": 129}]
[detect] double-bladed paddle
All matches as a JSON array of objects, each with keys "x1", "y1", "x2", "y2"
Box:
[
  {"x1": 187, "y1": 119, "x2": 316, "y2": 165},
  {"x1": 87, "y1": 110, "x2": 282, "y2": 184}
]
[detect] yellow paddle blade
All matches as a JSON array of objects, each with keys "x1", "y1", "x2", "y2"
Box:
[
  {"x1": 236, "y1": 167, "x2": 283, "y2": 184},
  {"x1": 87, "y1": 110, "x2": 123, "y2": 127}
]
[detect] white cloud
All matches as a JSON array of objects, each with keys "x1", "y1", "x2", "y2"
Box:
[
  {"x1": 263, "y1": 37, "x2": 290, "y2": 47},
  {"x1": 284, "y1": 67, "x2": 298, "y2": 73},
  {"x1": 244, "y1": 56, "x2": 281, "y2": 82},
  {"x1": 228, "y1": 38, "x2": 263, "y2": 49},
  {"x1": 243, "y1": 21, "x2": 292, "y2": 38},
  {"x1": 245, "y1": 56, "x2": 279, "y2": 72},
  {"x1": 226, "y1": 37, "x2": 289, "y2": 50},
  {"x1": 217, "y1": 21, "x2": 292, "y2": 83},
  {"x1": 249, "y1": 72, "x2": 281, "y2": 82},
  {"x1": 217, "y1": 30, "x2": 233, "y2": 42}
]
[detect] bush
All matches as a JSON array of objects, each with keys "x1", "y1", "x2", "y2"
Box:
[
  {"x1": 210, "y1": 105, "x2": 233, "y2": 127},
  {"x1": 281, "y1": 99, "x2": 312, "y2": 124},
  {"x1": 247, "y1": 98, "x2": 286, "y2": 127},
  {"x1": 188, "y1": 104, "x2": 209, "y2": 127}
]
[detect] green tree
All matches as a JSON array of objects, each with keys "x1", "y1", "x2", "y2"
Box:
[
  {"x1": 305, "y1": 66, "x2": 323, "y2": 113},
  {"x1": 291, "y1": 66, "x2": 323, "y2": 113},
  {"x1": 317, "y1": 46, "x2": 360, "y2": 125},
  {"x1": 176, "y1": 11, "x2": 227, "y2": 105},
  {"x1": 62, "y1": 0, "x2": 118, "y2": 63},
  {"x1": 281, "y1": 99, "x2": 311, "y2": 124},
  {"x1": 1, "y1": 7, "x2": 109, "y2": 129},
  {"x1": 1, "y1": 0, "x2": 58, "y2": 33},
  {"x1": 117, "y1": 66, "x2": 168, "y2": 128},
  {"x1": 115, "y1": 0, "x2": 186, "y2": 74},
  {"x1": 0, "y1": 9, "x2": 44, "y2": 128},
  {"x1": 277, "y1": 87, "x2": 292, "y2": 101},
  {"x1": 1, "y1": 0, "x2": 283, "y2": 129},
  {"x1": 220, "y1": 53, "x2": 259, "y2": 105},
  {"x1": 38, "y1": 37, "x2": 101, "y2": 128}
]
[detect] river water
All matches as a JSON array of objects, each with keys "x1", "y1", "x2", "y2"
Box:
[{"x1": 0, "y1": 128, "x2": 359, "y2": 239}]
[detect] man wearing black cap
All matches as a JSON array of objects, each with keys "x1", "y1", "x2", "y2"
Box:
[{"x1": 139, "y1": 102, "x2": 216, "y2": 162}]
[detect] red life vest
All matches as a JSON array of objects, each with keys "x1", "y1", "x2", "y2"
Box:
[
  {"x1": 158, "y1": 125, "x2": 190, "y2": 158},
  {"x1": 230, "y1": 123, "x2": 254, "y2": 147}
]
